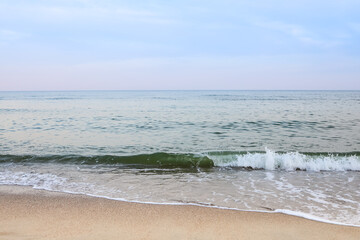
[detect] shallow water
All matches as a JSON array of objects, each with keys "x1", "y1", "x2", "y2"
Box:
[{"x1": 0, "y1": 90, "x2": 359, "y2": 225}]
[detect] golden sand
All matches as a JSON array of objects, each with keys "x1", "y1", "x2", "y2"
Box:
[{"x1": 0, "y1": 185, "x2": 359, "y2": 240}]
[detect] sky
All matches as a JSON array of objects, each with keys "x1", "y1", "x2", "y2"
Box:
[{"x1": 0, "y1": 0, "x2": 360, "y2": 90}]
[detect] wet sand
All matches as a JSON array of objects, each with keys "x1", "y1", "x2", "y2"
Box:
[{"x1": 0, "y1": 185, "x2": 359, "y2": 240}]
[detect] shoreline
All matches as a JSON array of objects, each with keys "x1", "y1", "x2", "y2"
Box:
[
  {"x1": 1, "y1": 185, "x2": 359, "y2": 240},
  {"x1": 1, "y1": 184, "x2": 359, "y2": 228}
]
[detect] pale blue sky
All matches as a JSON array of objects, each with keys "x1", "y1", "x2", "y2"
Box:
[{"x1": 0, "y1": 0, "x2": 359, "y2": 90}]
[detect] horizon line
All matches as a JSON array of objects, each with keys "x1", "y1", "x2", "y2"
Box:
[{"x1": 0, "y1": 89, "x2": 359, "y2": 92}]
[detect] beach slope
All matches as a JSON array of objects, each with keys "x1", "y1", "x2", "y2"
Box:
[{"x1": 0, "y1": 186, "x2": 359, "y2": 240}]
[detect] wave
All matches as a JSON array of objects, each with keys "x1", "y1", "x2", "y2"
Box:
[
  {"x1": 0, "y1": 153, "x2": 214, "y2": 168},
  {"x1": 210, "y1": 148, "x2": 360, "y2": 171},
  {"x1": 0, "y1": 149, "x2": 359, "y2": 171}
]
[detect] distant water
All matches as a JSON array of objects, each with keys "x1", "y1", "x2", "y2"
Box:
[{"x1": 0, "y1": 91, "x2": 359, "y2": 225}]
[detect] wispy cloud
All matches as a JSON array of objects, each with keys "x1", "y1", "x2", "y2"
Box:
[
  {"x1": 38, "y1": 5, "x2": 156, "y2": 18},
  {"x1": 0, "y1": 2, "x2": 176, "y2": 25},
  {"x1": 0, "y1": 29, "x2": 28, "y2": 41},
  {"x1": 253, "y1": 20, "x2": 341, "y2": 48},
  {"x1": 349, "y1": 22, "x2": 360, "y2": 33}
]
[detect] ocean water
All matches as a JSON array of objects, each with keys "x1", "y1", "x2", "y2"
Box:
[{"x1": 0, "y1": 90, "x2": 359, "y2": 225}]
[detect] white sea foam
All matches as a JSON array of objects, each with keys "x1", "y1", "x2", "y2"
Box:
[
  {"x1": 0, "y1": 170, "x2": 97, "y2": 194},
  {"x1": 216, "y1": 149, "x2": 360, "y2": 171},
  {"x1": 274, "y1": 209, "x2": 360, "y2": 227},
  {"x1": 0, "y1": 171, "x2": 67, "y2": 190}
]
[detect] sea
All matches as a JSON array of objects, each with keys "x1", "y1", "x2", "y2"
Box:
[{"x1": 0, "y1": 90, "x2": 359, "y2": 226}]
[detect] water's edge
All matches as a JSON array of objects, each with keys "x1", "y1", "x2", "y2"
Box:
[{"x1": 2, "y1": 183, "x2": 359, "y2": 228}]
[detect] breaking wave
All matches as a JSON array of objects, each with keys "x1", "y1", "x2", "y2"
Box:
[
  {"x1": 212, "y1": 148, "x2": 360, "y2": 171},
  {"x1": 1, "y1": 149, "x2": 359, "y2": 171}
]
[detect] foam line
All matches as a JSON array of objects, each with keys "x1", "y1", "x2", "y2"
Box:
[{"x1": 1, "y1": 183, "x2": 359, "y2": 228}]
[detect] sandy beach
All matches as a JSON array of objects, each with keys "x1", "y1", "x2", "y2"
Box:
[{"x1": 0, "y1": 185, "x2": 358, "y2": 240}]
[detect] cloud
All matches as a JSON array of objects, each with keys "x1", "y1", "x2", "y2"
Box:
[
  {"x1": 0, "y1": 1, "x2": 176, "y2": 25},
  {"x1": 0, "y1": 29, "x2": 28, "y2": 41},
  {"x1": 38, "y1": 6, "x2": 156, "y2": 19},
  {"x1": 349, "y1": 22, "x2": 360, "y2": 33},
  {"x1": 253, "y1": 20, "x2": 341, "y2": 48}
]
